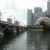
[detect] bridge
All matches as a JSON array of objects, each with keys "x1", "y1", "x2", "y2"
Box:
[{"x1": 0, "y1": 21, "x2": 26, "y2": 36}]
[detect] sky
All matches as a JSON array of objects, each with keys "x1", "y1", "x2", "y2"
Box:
[
  {"x1": 14, "y1": 0, "x2": 47, "y2": 11},
  {"x1": 0, "y1": 0, "x2": 48, "y2": 25}
]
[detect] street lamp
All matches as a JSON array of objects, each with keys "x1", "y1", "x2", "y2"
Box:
[{"x1": 14, "y1": 18, "x2": 15, "y2": 23}]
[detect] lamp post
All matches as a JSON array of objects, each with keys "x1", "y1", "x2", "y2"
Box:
[{"x1": 14, "y1": 18, "x2": 15, "y2": 23}]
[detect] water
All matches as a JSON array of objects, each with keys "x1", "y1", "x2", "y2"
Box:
[{"x1": 0, "y1": 30, "x2": 50, "y2": 50}]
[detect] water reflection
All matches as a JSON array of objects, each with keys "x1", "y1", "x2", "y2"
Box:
[
  {"x1": 27, "y1": 31, "x2": 50, "y2": 50},
  {"x1": 0, "y1": 31, "x2": 50, "y2": 50},
  {"x1": 0, "y1": 32, "x2": 18, "y2": 50},
  {"x1": 0, "y1": 32, "x2": 27, "y2": 50}
]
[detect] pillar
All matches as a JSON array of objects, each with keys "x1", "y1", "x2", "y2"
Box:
[{"x1": 0, "y1": 25, "x2": 4, "y2": 36}]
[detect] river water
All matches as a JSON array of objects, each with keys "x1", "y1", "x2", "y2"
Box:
[{"x1": 0, "y1": 30, "x2": 50, "y2": 50}]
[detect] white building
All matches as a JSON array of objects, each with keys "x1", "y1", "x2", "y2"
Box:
[
  {"x1": 47, "y1": 0, "x2": 50, "y2": 16},
  {"x1": 14, "y1": 21, "x2": 19, "y2": 26},
  {"x1": 7, "y1": 18, "x2": 12, "y2": 24},
  {"x1": 27, "y1": 9, "x2": 33, "y2": 26}
]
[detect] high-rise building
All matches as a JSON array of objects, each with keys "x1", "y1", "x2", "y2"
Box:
[
  {"x1": 27, "y1": 9, "x2": 33, "y2": 26},
  {"x1": 47, "y1": 0, "x2": 50, "y2": 17},
  {"x1": 34, "y1": 7, "x2": 42, "y2": 15},
  {"x1": 34, "y1": 7, "x2": 42, "y2": 23},
  {"x1": 32, "y1": 13, "x2": 37, "y2": 25},
  {"x1": 34, "y1": 7, "x2": 46, "y2": 18},
  {"x1": 37, "y1": 12, "x2": 46, "y2": 17},
  {"x1": 14, "y1": 21, "x2": 19, "y2": 26},
  {"x1": 7, "y1": 18, "x2": 12, "y2": 24}
]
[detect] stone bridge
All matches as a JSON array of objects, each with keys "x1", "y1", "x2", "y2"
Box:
[{"x1": 0, "y1": 21, "x2": 26, "y2": 36}]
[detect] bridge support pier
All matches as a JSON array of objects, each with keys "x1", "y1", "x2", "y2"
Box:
[
  {"x1": 16, "y1": 27, "x2": 25, "y2": 33},
  {"x1": 0, "y1": 25, "x2": 4, "y2": 36}
]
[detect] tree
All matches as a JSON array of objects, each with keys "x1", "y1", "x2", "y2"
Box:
[{"x1": 40, "y1": 21, "x2": 48, "y2": 30}]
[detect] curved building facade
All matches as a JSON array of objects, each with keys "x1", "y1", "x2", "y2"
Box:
[{"x1": 34, "y1": 17, "x2": 50, "y2": 26}]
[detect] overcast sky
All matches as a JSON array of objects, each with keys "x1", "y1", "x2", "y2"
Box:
[{"x1": 0, "y1": 0, "x2": 48, "y2": 25}]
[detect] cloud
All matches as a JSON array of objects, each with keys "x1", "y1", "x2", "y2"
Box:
[{"x1": 0, "y1": 0, "x2": 48, "y2": 25}]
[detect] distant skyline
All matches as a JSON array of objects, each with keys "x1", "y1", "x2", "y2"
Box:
[{"x1": 0, "y1": 0, "x2": 48, "y2": 25}]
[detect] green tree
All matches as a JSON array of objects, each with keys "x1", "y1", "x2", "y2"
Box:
[{"x1": 40, "y1": 21, "x2": 48, "y2": 30}]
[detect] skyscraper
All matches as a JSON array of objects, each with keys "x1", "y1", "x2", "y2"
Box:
[
  {"x1": 34, "y1": 7, "x2": 43, "y2": 21},
  {"x1": 7, "y1": 18, "x2": 12, "y2": 24},
  {"x1": 27, "y1": 9, "x2": 33, "y2": 26},
  {"x1": 34, "y1": 7, "x2": 42, "y2": 15},
  {"x1": 47, "y1": 0, "x2": 50, "y2": 17}
]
